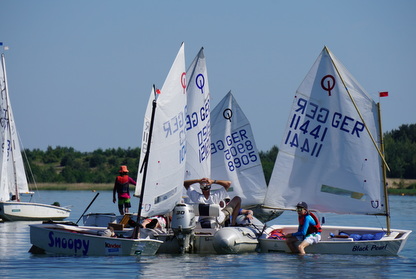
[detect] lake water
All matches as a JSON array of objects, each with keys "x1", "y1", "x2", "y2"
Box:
[{"x1": 0, "y1": 191, "x2": 415, "y2": 278}]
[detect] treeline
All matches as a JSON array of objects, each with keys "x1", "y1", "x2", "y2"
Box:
[
  {"x1": 23, "y1": 124, "x2": 416, "y2": 184},
  {"x1": 24, "y1": 147, "x2": 141, "y2": 184},
  {"x1": 384, "y1": 124, "x2": 416, "y2": 179}
]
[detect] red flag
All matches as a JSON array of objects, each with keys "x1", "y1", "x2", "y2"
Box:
[{"x1": 379, "y1": 91, "x2": 389, "y2": 97}]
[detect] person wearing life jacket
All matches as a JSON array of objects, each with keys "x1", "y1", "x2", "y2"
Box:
[
  {"x1": 285, "y1": 201, "x2": 322, "y2": 255},
  {"x1": 113, "y1": 165, "x2": 136, "y2": 215}
]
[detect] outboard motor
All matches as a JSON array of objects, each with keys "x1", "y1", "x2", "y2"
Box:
[{"x1": 171, "y1": 203, "x2": 196, "y2": 253}]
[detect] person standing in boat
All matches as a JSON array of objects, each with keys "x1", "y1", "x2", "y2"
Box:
[
  {"x1": 113, "y1": 165, "x2": 136, "y2": 215},
  {"x1": 184, "y1": 178, "x2": 242, "y2": 226},
  {"x1": 285, "y1": 201, "x2": 322, "y2": 255}
]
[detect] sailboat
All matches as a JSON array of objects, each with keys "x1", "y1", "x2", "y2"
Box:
[
  {"x1": 258, "y1": 46, "x2": 412, "y2": 256},
  {"x1": 0, "y1": 46, "x2": 71, "y2": 222},
  {"x1": 210, "y1": 91, "x2": 282, "y2": 222}
]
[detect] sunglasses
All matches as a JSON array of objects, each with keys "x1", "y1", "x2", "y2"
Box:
[
  {"x1": 200, "y1": 185, "x2": 211, "y2": 191},
  {"x1": 296, "y1": 207, "x2": 305, "y2": 212}
]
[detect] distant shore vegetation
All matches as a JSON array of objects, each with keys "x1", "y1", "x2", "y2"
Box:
[{"x1": 24, "y1": 124, "x2": 415, "y2": 194}]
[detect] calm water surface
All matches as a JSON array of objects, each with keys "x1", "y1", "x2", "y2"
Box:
[{"x1": 1, "y1": 191, "x2": 415, "y2": 279}]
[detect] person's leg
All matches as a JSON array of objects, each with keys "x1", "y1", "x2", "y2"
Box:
[
  {"x1": 298, "y1": 240, "x2": 310, "y2": 255},
  {"x1": 118, "y1": 205, "x2": 124, "y2": 215},
  {"x1": 124, "y1": 199, "x2": 131, "y2": 214},
  {"x1": 286, "y1": 236, "x2": 299, "y2": 253},
  {"x1": 227, "y1": 196, "x2": 241, "y2": 225},
  {"x1": 118, "y1": 199, "x2": 124, "y2": 215},
  {"x1": 298, "y1": 234, "x2": 320, "y2": 255}
]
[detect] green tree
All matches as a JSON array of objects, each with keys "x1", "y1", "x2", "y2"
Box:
[
  {"x1": 259, "y1": 145, "x2": 279, "y2": 184},
  {"x1": 384, "y1": 124, "x2": 416, "y2": 179}
]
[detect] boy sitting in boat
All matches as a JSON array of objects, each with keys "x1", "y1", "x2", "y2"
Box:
[
  {"x1": 184, "y1": 178, "x2": 242, "y2": 226},
  {"x1": 285, "y1": 201, "x2": 322, "y2": 255}
]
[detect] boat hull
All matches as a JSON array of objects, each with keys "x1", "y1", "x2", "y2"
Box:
[
  {"x1": 29, "y1": 223, "x2": 162, "y2": 256},
  {"x1": 142, "y1": 226, "x2": 259, "y2": 254},
  {"x1": 0, "y1": 201, "x2": 70, "y2": 221},
  {"x1": 212, "y1": 227, "x2": 258, "y2": 254},
  {"x1": 258, "y1": 225, "x2": 412, "y2": 256}
]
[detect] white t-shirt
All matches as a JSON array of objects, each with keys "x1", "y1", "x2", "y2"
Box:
[{"x1": 186, "y1": 186, "x2": 229, "y2": 223}]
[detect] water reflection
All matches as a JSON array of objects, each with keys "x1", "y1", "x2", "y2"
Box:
[
  {"x1": 0, "y1": 192, "x2": 414, "y2": 279},
  {"x1": 0, "y1": 221, "x2": 36, "y2": 260}
]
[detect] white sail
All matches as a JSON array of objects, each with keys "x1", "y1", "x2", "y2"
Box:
[
  {"x1": 211, "y1": 91, "x2": 267, "y2": 207},
  {"x1": 135, "y1": 86, "x2": 155, "y2": 196},
  {"x1": 184, "y1": 47, "x2": 211, "y2": 180},
  {"x1": 264, "y1": 46, "x2": 384, "y2": 215},
  {"x1": 135, "y1": 43, "x2": 187, "y2": 217},
  {"x1": 0, "y1": 53, "x2": 29, "y2": 201}
]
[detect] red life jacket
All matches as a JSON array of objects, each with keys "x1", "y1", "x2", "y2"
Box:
[
  {"x1": 299, "y1": 212, "x2": 322, "y2": 234},
  {"x1": 268, "y1": 229, "x2": 286, "y2": 240},
  {"x1": 115, "y1": 175, "x2": 130, "y2": 198}
]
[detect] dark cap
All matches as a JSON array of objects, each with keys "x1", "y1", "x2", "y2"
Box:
[{"x1": 296, "y1": 201, "x2": 308, "y2": 209}]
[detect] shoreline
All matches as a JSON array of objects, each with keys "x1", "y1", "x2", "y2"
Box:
[
  {"x1": 30, "y1": 179, "x2": 416, "y2": 196},
  {"x1": 30, "y1": 183, "x2": 114, "y2": 191}
]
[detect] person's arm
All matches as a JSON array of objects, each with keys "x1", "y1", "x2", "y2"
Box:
[
  {"x1": 210, "y1": 179, "x2": 231, "y2": 191},
  {"x1": 184, "y1": 178, "x2": 202, "y2": 190},
  {"x1": 128, "y1": 176, "x2": 136, "y2": 186},
  {"x1": 113, "y1": 178, "x2": 117, "y2": 203},
  {"x1": 239, "y1": 208, "x2": 254, "y2": 219}
]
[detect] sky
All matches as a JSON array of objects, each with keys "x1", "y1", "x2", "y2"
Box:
[{"x1": 0, "y1": 0, "x2": 415, "y2": 152}]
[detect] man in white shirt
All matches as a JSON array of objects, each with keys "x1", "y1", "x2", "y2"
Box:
[{"x1": 184, "y1": 178, "x2": 242, "y2": 226}]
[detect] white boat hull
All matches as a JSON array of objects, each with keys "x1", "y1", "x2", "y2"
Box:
[
  {"x1": 0, "y1": 201, "x2": 70, "y2": 221},
  {"x1": 29, "y1": 223, "x2": 162, "y2": 256},
  {"x1": 258, "y1": 225, "x2": 412, "y2": 256}
]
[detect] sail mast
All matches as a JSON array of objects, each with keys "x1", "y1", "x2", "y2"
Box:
[
  {"x1": 325, "y1": 46, "x2": 390, "y2": 172},
  {"x1": 134, "y1": 85, "x2": 157, "y2": 239},
  {"x1": 378, "y1": 102, "x2": 391, "y2": 234}
]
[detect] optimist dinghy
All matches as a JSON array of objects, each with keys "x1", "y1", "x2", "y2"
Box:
[{"x1": 258, "y1": 46, "x2": 411, "y2": 256}]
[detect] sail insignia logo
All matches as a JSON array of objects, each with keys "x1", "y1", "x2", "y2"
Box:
[{"x1": 321, "y1": 75, "x2": 335, "y2": 96}]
